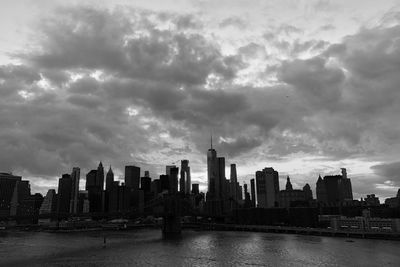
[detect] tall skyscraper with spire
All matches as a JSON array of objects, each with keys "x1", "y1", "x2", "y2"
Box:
[
  {"x1": 206, "y1": 135, "x2": 229, "y2": 216},
  {"x1": 207, "y1": 135, "x2": 218, "y2": 196}
]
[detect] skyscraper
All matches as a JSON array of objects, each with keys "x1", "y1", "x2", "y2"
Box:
[
  {"x1": 250, "y1": 178, "x2": 256, "y2": 207},
  {"x1": 180, "y1": 160, "x2": 191, "y2": 194},
  {"x1": 57, "y1": 174, "x2": 72, "y2": 214},
  {"x1": 324, "y1": 175, "x2": 342, "y2": 204},
  {"x1": 106, "y1": 166, "x2": 114, "y2": 191},
  {"x1": 206, "y1": 136, "x2": 227, "y2": 215},
  {"x1": 160, "y1": 175, "x2": 170, "y2": 192},
  {"x1": 96, "y1": 162, "x2": 104, "y2": 190},
  {"x1": 69, "y1": 167, "x2": 80, "y2": 214},
  {"x1": 230, "y1": 164, "x2": 238, "y2": 202},
  {"x1": 256, "y1": 167, "x2": 280, "y2": 208},
  {"x1": 125, "y1": 165, "x2": 140, "y2": 189},
  {"x1": 303, "y1": 183, "x2": 313, "y2": 201},
  {"x1": 86, "y1": 170, "x2": 102, "y2": 212},
  {"x1": 243, "y1": 183, "x2": 251, "y2": 207},
  {"x1": 40, "y1": 189, "x2": 57, "y2": 214},
  {"x1": 316, "y1": 175, "x2": 327, "y2": 203},
  {"x1": 216, "y1": 157, "x2": 226, "y2": 199},
  {"x1": 316, "y1": 169, "x2": 353, "y2": 206},
  {"x1": 285, "y1": 176, "x2": 293, "y2": 191},
  {"x1": 169, "y1": 166, "x2": 179, "y2": 193},
  {"x1": 141, "y1": 176, "x2": 151, "y2": 192},
  {"x1": 0, "y1": 172, "x2": 22, "y2": 217},
  {"x1": 10, "y1": 180, "x2": 31, "y2": 216},
  {"x1": 192, "y1": 184, "x2": 200, "y2": 195},
  {"x1": 166, "y1": 165, "x2": 176, "y2": 176},
  {"x1": 207, "y1": 136, "x2": 218, "y2": 196},
  {"x1": 340, "y1": 168, "x2": 353, "y2": 201}
]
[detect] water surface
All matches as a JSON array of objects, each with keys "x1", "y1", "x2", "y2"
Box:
[{"x1": 0, "y1": 229, "x2": 399, "y2": 266}]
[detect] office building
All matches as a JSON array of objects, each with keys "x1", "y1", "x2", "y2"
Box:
[
  {"x1": 316, "y1": 169, "x2": 354, "y2": 206},
  {"x1": 78, "y1": 190, "x2": 90, "y2": 213},
  {"x1": 384, "y1": 189, "x2": 400, "y2": 208},
  {"x1": 192, "y1": 184, "x2": 199, "y2": 195},
  {"x1": 57, "y1": 174, "x2": 72, "y2": 214},
  {"x1": 256, "y1": 167, "x2": 279, "y2": 208},
  {"x1": 96, "y1": 162, "x2": 104, "y2": 190},
  {"x1": 160, "y1": 175, "x2": 170, "y2": 192},
  {"x1": 303, "y1": 183, "x2": 313, "y2": 201},
  {"x1": 316, "y1": 175, "x2": 327, "y2": 203},
  {"x1": 10, "y1": 180, "x2": 31, "y2": 216},
  {"x1": 69, "y1": 167, "x2": 80, "y2": 214},
  {"x1": 230, "y1": 164, "x2": 240, "y2": 203},
  {"x1": 285, "y1": 176, "x2": 293, "y2": 190},
  {"x1": 250, "y1": 178, "x2": 256, "y2": 207},
  {"x1": 125, "y1": 165, "x2": 140, "y2": 189},
  {"x1": 180, "y1": 160, "x2": 191, "y2": 194},
  {"x1": 207, "y1": 136, "x2": 218, "y2": 197},
  {"x1": 86, "y1": 170, "x2": 102, "y2": 212},
  {"x1": 169, "y1": 166, "x2": 179, "y2": 193},
  {"x1": 141, "y1": 177, "x2": 151, "y2": 192},
  {"x1": 39, "y1": 189, "x2": 57, "y2": 214},
  {"x1": 0, "y1": 172, "x2": 22, "y2": 217}
]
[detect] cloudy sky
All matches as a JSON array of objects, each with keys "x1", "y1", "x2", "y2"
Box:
[{"x1": 1, "y1": 0, "x2": 400, "y2": 201}]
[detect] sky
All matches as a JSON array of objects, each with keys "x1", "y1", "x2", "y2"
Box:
[{"x1": 1, "y1": 0, "x2": 400, "y2": 201}]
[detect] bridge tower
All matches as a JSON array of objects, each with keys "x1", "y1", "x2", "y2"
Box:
[{"x1": 162, "y1": 194, "x2": 182, "y2": 238}]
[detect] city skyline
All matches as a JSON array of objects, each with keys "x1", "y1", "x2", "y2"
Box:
[{"x1": 1, "y1": 0, "x2": 400, "y2": 201}]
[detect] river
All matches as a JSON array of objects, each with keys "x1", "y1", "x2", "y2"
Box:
[{"x1": 0, "y1": 229, "x2": 399, "y2": 266}]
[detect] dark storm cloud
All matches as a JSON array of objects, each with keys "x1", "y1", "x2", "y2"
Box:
[
  {"x1": 0, "y1": 65, "x2": 41, "y2": 98},
  {"x1": 219, "y1": 137, "x2": 263, "y2": 157},
  {"x1": 279, "y1": 56, "x2": 345, "y2": 107},
  {"x1": 0, "y1": 7, "x2": 250, "y2": 180},
  {"x1": 23, "y1": 7, "x2": 242, "y2": 87},
  {"x1": 2, "y1": 5, "x2": 400, "y2": 194},
  {"x1": 371, "y1": 162, "x2": 400, "y2": 185}
]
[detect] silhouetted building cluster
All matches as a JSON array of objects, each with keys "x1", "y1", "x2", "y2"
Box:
[
  {"x1": 1, "y1": 138, "x2": 400, "y2": 230},
  {"x1": 316, "y1": 168, "x2": 353, "y2": 206},
  {"x1": 0, "y1": 172, "x2": 42, "y2": 223}
]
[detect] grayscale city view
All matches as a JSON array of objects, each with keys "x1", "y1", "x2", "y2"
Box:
[{"x1": 1, "y1": 0, "x2": 400, "y2": 266}]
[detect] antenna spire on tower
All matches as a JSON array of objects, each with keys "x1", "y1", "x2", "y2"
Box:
[{"x1": 210, "y1": 132, "x2": 213, "y2": 149}]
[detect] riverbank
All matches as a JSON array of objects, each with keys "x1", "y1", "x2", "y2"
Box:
[
  {"x1": 195, "y1": 223, "x2": 400, "y2": 241},
  {"x1": 2, "y1": 222, "x2": 400, "y2": 241}
]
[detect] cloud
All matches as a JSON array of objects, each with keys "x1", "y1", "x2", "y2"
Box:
[
  {"x1": 279, "y1": 56, "x2": 345, "y2": 107},
  {"x1": 219, "y1": 137, "x2": 263, "y2": 158},
  {"x1": 2, "y1": 5, "x2": 400, "y2": 200},
  {"x1": 219, "y1": 17, "x2": 246, "y2": 29},
  {"x1": 371, "y1": 162, "x2": 400, "y2": 186}
]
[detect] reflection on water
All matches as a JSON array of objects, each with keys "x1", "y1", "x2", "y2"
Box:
[{"x1": 0, "y1": 229, "x2": 399, "y2": 266}]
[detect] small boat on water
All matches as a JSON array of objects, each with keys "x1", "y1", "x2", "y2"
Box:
[{"x1": 345, "y1": 239, "x2": 355, "y2": 243}]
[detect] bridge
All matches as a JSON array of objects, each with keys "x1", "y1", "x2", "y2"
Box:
[{"x1": 2, "y1": 192, "x2": 202, "y2": 238}]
